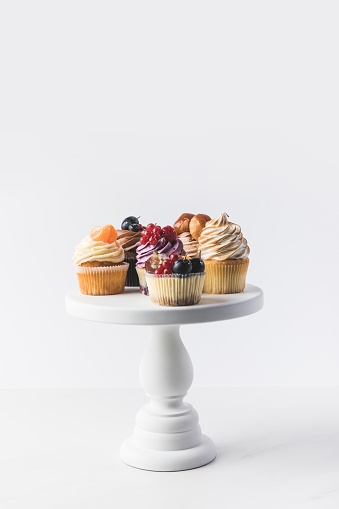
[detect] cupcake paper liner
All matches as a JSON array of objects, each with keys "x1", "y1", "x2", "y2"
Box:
[
  {"x1": 123, "y1": 251, "x2": 139, "y2": 287},
  {"x1": 75, "y1": 263, "x2": 129, "y2": 295},
  {"x1": 136, "y1": 267, "x2": 148, "y2": 295},
  {"x1": 145, "y1": 272, "x2": 205, "y2": 306},
  {"x1": 203, "y1": 258, "x2": 249, "y2": 294}
]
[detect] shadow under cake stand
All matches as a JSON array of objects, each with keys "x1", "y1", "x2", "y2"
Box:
[{"x1": 65, "y1": 284, "x2": 263, "y2": 472}]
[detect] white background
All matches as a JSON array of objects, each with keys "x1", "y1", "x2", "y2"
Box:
[{"x1": 1, "y1": 0, "x2": 338, "y2": 389}]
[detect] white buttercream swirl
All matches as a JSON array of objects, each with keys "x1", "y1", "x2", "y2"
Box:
[
  {"x1": 73, "y1": 236, "x2": 124, "y2": 265},
  {"x1": 198, "y1": 213, "x2": 250, "y2": 260}
]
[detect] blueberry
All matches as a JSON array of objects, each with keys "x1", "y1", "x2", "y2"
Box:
[
  {"x1": 172, "y1": 258, "x2": 192, "y2": 275},
  {"x1": 121, "y1": 216, "x2": 139, "y2": 230},
  {"x1": 128, "y1": 223, "x2": 140, "y2": 232},
  {"x1": 190, "y1": 258, "x2": 205, "y2": 273}
]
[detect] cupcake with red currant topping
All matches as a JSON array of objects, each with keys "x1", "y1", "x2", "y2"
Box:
[
  {"x1": 117, "y1": 215, "x2": 143, "y2": 287},
  {"x1": 136, "y1": 224, "x2": 185, "y2": 295},
  {"x1": 73, "y1": 224, "x2": 129, "y2": 295},
  {"x1": 145, "y1": 254, "x2": 205, "y2": 306}
]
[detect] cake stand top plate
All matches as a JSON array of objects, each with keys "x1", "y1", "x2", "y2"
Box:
[{"x1": 65, "y1": 284, "x2": 263, "y2": 326}]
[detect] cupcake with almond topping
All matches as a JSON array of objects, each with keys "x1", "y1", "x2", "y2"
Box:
[
  {"x1": 117, "y1": 215, "x2": 143, "y2": 287},
  {"x1": 173, "y1": 213, "x2": 211, "y2": 258},
  {"x1": 73, "y1": 224, "x2": 129, "y2": 295},
  {"x1": 177, "y1": 231, "x2": 199, "y2": 258},
  {"x1": 198, "y1": 213, "x2": 250, "y2": 294},
  {"x1": 136, "y1": 224, "x2": 185, "y2": 295}
]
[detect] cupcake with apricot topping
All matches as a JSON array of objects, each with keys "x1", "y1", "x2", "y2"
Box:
[
  {"x1": 73, "y1": 224, "x2": 129, "y2": 295},
  {"x1": 198, "y1": 213, "x2": 250, "y2": 294},
  {"x1": 117, "y1": 215, "x2": 143, "y2": 287}
]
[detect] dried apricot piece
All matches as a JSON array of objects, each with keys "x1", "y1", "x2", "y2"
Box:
[{"x1": 90, "y1": 225, "x2": 117, "y2": 244}]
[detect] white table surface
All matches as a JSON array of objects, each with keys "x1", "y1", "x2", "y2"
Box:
[{"x1": 1, "y1": 387, "x2": 339, "y2": 509}]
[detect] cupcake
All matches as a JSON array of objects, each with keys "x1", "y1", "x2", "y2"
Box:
[
  {"x1": 145, "y1": 254, "x2": 205, "y2": 306},
  {"x1": 117, "y1": 215, "x2": 143, "y2": 287},
  {"x1": 177, "y1": 231, "x2": 199, "y2": 258},
  {"x1": 173, "y1": 213, "x2": 211, "y2": 256},
  {"x1": 136, "y1": 224, "x2": 185, "y2": 295},
  {"x1": 73, "y1": 224, "x2": 129, "y2": 295},
  {"x1": 198, "y1": 213, "x2": 250, "y2": 294}
]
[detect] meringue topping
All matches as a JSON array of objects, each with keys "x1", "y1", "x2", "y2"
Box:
[{"x1": 198, "y1": 213, "x2": 250, "y2": 260}]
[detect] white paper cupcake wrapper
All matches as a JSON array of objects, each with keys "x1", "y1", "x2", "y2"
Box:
[
  {"x1": 75, "y1": 263, "x2": 129, "y2": 295},
  {"x1": 203, "y1": 258, "x2": 249, "y2": 294},
  {"x1": 136, "y1": 266, "x2": 148, "y2": 295},
  {"x1": 145, "y1": 272, "x2": 205, "y2": 306}
]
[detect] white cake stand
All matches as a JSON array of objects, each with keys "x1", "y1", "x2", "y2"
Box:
[{"x1": 65, "y1": 284, "x2": 263, "y2": 472}]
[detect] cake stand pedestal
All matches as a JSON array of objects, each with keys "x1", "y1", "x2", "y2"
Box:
[{"x1": 65, "y1": 284, "x2": 263, "y2": 471}]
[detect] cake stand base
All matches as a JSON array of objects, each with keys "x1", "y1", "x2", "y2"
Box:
[
  {"x1": 120, "y1": 435, "x2": 216, "y2": 472},
  {"x1": 119, "y1": 324, "x2": 216, "y2": 472},
  {"x1": 65, "y1": 286, "x2": 264, "y2": 472}
]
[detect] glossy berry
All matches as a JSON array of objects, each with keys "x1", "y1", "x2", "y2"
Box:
[
  {"x1": 172, "y1": 258, "x2": 192, "y2": 275},
  {"x1": 163, "y1": 268, "x2": 172, "y2": 275},
  {"x1": 121, "y1": 216, "x2": 139, "y2": 230},
  {"x1": 147, "y1": 223, "x2": 155, "y2": 232},
  {"x1": 149, "y1": 236, "x2": 158, "y2": 246},
  {"x1": 140, "y1": 237, "x2": 148, "y2": 245},
  {"x1": 153, "y1": 225, "x2": 162, "y2": 235},
  {"x1": 170, "y1": 253, "x2": 180, "y2": 262},
  {"x1": 162, "y1": 259, "x2": 173, "y2": 268},
  {"x1": 141, "y1": 230, "x2": 150, "y2": 238},
  {"x1": 161, "y1": 226, "x2": 177, "y2": 243},
  {"x1": 128, "y1": 223, "x2": 140, "y2": 232},
  {"x1": 190, "y1": 258, "x2": 205, "y2": 273},
  {"x1": 139, "y1": 224, "x2": 144, "y2": 231},
  {"x1": 155, "y1": 267, "x2": 164, "y2": 276}
]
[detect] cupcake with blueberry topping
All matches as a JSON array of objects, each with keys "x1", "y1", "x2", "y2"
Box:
[
  {"x1": 198, "y1": 212, "x2": 250, "y2": 294},
  {"x1": 73, "y1": 224, "x2": 129, "y2": 295},
  {"x1": 145, "y1": 254, "x2": 205, "y2": 306},
  {"x1": 117, "y1": 215, "x2": 143, "y2": 287},
  {"x1": 136, "y1": 224, "x2": 185, "y2": 295}
]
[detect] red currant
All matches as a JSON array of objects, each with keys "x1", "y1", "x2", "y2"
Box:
[
  {"x1": 141, "y1": 230, "x2": 150, "y2": 238},
  {"x1": 147, "y1": 223, "x2": 155, "y2": 232},
  {"x1": 161, "y1": 226, "x2": 177, "y2": 243},
  {"x1": 162, "y1": 259, "x2": 172, "y2": 268},
  {"x1": 170, "y1": 253, "x2": 180, "y2": 261},
  {"x1": 139, "y1": 224, "x2": 143, "y2": 231},
  {"x1": 149, "y1": 236, "x2": 158, "y2": 245},
  {"x1": 163, "y1": 268, "x2": 172, "y2": 275},
  {"x1": 140, "y1": 237, "x2": 148, "y2": 245},
  {"x1": 153, "y1": 225, "x2": 161, "y2": 235},
  {"x1": 155, "y1": 267, "x2": 164, "y2": 276}
]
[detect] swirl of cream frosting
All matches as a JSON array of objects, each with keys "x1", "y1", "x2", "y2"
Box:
[
  {"x1": 179, "y1": 232, "x2": 199, "y2": 258},
  {"x1": 73, "y1": 236, "x2": 124, "y2": 265},
  {"x1": 198, "y1": 213, "x2": 250, "y2": 260},
  {"x1": 116, "y1": 229, "x2": 141, "y2": 251}
]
